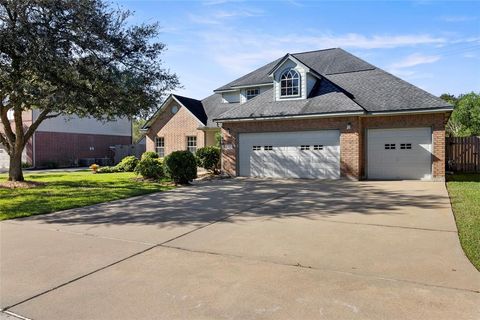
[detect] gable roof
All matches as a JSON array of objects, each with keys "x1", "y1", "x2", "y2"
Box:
[
  {"x1": 142, "y1": 94, "x2": 207, "y2": 130},
  {"x1": 146, "y1": 48, "x2": 452, "y2": 129}
]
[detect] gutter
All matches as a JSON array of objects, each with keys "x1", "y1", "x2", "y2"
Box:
[
  {"x1": 214, "y1": 111, "x2": 366, "y2": 123},
  {"x1": 214, "y1": 107, "x2": 454, "y2": 124}
]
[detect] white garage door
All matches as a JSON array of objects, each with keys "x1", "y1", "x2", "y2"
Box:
[
  {"x1": 238, "y1": 130, "x2": 340, "y2": 179},
  {"x1": 367, "y1": 128, "x2": 432, "y2": 180}
]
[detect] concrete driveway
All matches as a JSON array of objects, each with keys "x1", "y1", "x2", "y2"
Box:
[{"x1": 1, "y1": 179, "x2": 479, "y2": 319}]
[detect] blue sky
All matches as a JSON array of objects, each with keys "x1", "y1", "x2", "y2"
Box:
[{"x1": 119, "y1": 0, "x2": 480, "y2": 99}]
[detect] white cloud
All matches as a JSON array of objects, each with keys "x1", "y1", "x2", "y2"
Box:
[
  {"x1": 390, "y1": 53, "x2": 441, "y2": 69},
  {"x1": 439, "y1": 15, "x2": 477, "y2": 22},
  {"x1": 196, "y1": 30, "x2": 447, "y2": 75}
]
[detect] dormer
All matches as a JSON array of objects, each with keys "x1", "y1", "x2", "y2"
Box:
[{"x1": 269, "y1": 54, "x2": 320, "y2": 101}]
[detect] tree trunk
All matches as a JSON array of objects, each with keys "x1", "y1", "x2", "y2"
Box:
[{"x1": 8, "y1": 148, "x2": 24, "y2": 182}]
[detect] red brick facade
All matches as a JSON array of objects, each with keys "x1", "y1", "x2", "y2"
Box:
[
  {"x1": 146, "y1": 103, "x2": 207, "y2": 155},
  {"x1": 34, "y1": 131, "x2": 131, "y2": 167},
  {"x1": 221, "y1": 112, "x2": 449, "y2": 180}
]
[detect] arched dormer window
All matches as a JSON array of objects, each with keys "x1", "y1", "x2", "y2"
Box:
[{"x1": 280, "y1": 69, "x2": 300, "y2": 97}]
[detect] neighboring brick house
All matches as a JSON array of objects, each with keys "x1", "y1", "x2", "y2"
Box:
[
  {"x1": 143, "y1": 48, "x2": 452, "y2": 180},
  {"x1": 0, "y1": 110, "x2": 131, "y2": 170}
]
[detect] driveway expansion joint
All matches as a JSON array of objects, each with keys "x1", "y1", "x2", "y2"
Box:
[
  {"x1": 160, "y1": 244, "x2": 480, "y2": 295},
  {"x1": 1, "y1": 192, "x2": 290, "y2": 313}
]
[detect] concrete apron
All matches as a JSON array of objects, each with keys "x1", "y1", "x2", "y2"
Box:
[{"x1": 1, "y1": 178, "x2": 479, "y2": 319}]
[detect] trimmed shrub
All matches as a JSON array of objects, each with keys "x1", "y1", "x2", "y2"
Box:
[
  {"x1": 164, "y1": 151, "x2": 197, "y2": 184},
  {"x1": 116, "y1": 156, "x2": 138, "y2": 172},
  {"x1": 97, "y1": 166, "x2": 121, "y2": 173},
  {"x1": 134, "y1": 158, "x2": 164, "y2": 180},
  {"x1": 141, "y1": 151, "x2": 159, "y2": 160},
  {"x1": 196, "y1": 146, "x2": 220, "y2": 173}
]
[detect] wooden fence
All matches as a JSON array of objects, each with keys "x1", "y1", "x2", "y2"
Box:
[{"x1": 446, "y1": 136, "x2": 480, "y2": 172}]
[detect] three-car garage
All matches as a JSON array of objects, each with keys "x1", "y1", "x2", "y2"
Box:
[{"x1": 236, "y1": 127, "x2": 434, "y2": 180}]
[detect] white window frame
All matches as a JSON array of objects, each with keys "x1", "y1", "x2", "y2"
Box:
[
  {"x1": 155, "y1": 137, "x2": 165, "y2": 157},
  {"x1": 187, "y1": 136, "x2": 197, "y2": 153},
  {"x1": 280, "y1": 69, "x2": 301, "y2": 98},
  {"x1": 246, "y1": 88, "x2": 260, "y2": 100}
]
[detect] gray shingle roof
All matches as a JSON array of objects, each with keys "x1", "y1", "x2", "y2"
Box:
[
  {"x1": 146, "y1": 48, "x2": 452, "y2": 129},
  {"x1": 325, "y1": 69, "x2": 450, "y2": 112},
  {"x1": 213, "y1": 79, "x2": 364, "y2": 121},
  {"x1": 214, "y1": 58, "x2": 281, "y2": 92},
  {"x1": 214, "y1": 48, "x2": 376, "y2": 92},
  {"x1": 173, "y1": 94, "x2": 208, "y2": 125}
]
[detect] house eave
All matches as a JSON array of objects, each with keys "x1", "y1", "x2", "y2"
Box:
[
  {"x1": 214, "y1": 83, "x2": 273, "y2": 93},
  {"x1": 365, "y1": 107, "x2": 454, "y2": 116},
  {"x1": 214, "y1": 111, "x2": 366, "y2": 123}
]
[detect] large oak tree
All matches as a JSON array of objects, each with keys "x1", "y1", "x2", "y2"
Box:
[{"x1": 0, "y1": 0, "x2": 179, "y2": 181}]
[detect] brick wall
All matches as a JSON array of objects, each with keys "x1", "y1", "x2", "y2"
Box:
[
  {"x1": 221, "y1": 112, "x2": 448, "y2": 180},
  {"x1": 146, "y1": 104, "x2": 206, "y2": 155},
  {"x1": 34, "y1": 131, "x2": 130, "y2": 167}
]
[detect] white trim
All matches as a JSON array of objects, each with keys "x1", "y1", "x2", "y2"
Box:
[
  {"x1": 268, "y1": 54, "x2": 310, "y2": 76},
  {"x1": 215, "y1": 111, "x2": 365, "y2": 123},
  {"x1": 366, "y1": 108, "x2": 453, "y2": 116},
  {"x1": 214, "y1": 83, "x2": 272, "y2": 93}
]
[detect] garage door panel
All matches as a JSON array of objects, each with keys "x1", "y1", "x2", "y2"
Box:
[
  {"x1": 367, "y1": 128, "x2": 432, "y2": 180},
  {"x1": 239, "y1": 131, "x2": 340, "y2": 179}
]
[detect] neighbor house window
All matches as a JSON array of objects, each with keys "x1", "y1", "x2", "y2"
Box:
[
  {"x1": 313, "y1": 145, "x2": 324, "y2": 150},
  {"x1": 246, "y1": 88, "x2": 260, "y2": 100},
  {"x1": 384, "y1": 143, "x2": 396, "y2": 150},
  {"x1": 253, "y1": 146, "x2": 262, "y2": 151},
  {"x1": 300, "y1": 145, "x2": 310, "y2": 150},
  {"x1": 187, "y1": 136, "x2": 197, "y2": 153},
  {"x1": 155, "y1": 137, "x2": 164, "y2": 157},
  {"x1": 280, "y1": 69, "x2": 300, "y2": 97},
  {"x1": 400, "y1": 143, "x2": 412, "y2": 150}
]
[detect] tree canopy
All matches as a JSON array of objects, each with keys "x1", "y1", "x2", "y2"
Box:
[
  {"x1": 441, "y1": 92, "x2": 480, "y2": 137},
  {"x1": 0, "y1": 0, "x2": 179, "y2": 181}
]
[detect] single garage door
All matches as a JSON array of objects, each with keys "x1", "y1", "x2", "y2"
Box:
[
  {"x1": 367, "y1": 128, "x2": 432, "y2": 180},
  {"x1": 238, "y1": 130, "x2": 340, "y2": 179}
]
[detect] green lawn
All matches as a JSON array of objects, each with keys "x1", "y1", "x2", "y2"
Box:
[
  {"x1": 0, "y1": 171, "x2": 174, "y2": 220},
  {"x1": 446, "y1": 173, "x2": 480, "y2": 271}
]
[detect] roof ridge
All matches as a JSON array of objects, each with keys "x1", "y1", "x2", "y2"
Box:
[
  {"x1": 291, "y1": 47, "x2": 339, "y2": 55},
  {"x1": 325, "y1": 68, "x2": 376, "y2": 75}
]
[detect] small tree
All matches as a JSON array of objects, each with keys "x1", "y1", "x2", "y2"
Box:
[{"x1": 0, "y1": 0, "x2": 179, "y2": 181}]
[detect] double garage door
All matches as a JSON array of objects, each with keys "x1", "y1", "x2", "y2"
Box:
[
  {"x1": 239, "y1": 130, "x2": 340, "y2": 179},
  {"x1": 238, "y1": 128, "x2": 432, "y2": 180}
]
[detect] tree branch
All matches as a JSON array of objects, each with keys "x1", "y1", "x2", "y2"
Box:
[
  {"x1": 24, "y1": 109, "x2": 53, "y2": 142},
  {"x1": 0, "y1": 106, "x2": 15, "y2": 145}
]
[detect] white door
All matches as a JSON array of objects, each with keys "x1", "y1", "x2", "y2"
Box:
[
  {"x1": 367, "y1": 128, "x2": 432, "y2": 180},
  {"x1": 238, "y1": 130, "x2": 340, "y2": 179}
]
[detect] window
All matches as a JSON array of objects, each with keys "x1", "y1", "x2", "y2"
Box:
[
  {"x1": 187, "y1": 136, "x2": 197, "y2": 153},
  {"x1": 246, "y1": 88, "x2": 259, "y2": 100},
  {"x1": 300, "y1": 145, "x2": 310, "y2": 150},
  {"x1": 252, "y1": 146, "x2": 261, "y2": 151},
  {"x1": 384, "y1": 143, "x2": 396, "y2": 150},
  {"x1": 155, "y1": 137, "x2": 165, "y2": 157},
  {"x1": 280, "y1": 69, "x2": 300, "y2": 97},
  {"x1": 400, "y1": 143, "x2": 412, "y2": 150},
  {"x1": 264, "y1": 146, "x2": 273, "y2": 151},
  {"x1": 313, "y1": 145, "x2": 324, "y2": 150}
]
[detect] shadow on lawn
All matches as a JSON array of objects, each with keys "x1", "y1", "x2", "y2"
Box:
[{"x1": 17, "y1": 178, "x2": 448, "y2": 228}]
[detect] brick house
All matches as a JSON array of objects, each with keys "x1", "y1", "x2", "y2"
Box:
[
  {"x1": 0, "y1": 110, "x2": 131, "y2": 170},
  {"x1": 143, "y1": 48, "x2": 452, "y2": 180}
]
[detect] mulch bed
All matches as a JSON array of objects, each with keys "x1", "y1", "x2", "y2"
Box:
[{"x1": 0, "y1": 180, "x2": 45, "y2": 189}]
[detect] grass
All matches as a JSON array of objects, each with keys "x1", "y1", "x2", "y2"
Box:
[
  {"x1": 446, "y1": 173, "x2": 480, "y2": 271},
  {"x1": 0, "y1": 171, "x2": 174, "y2": 220}
]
